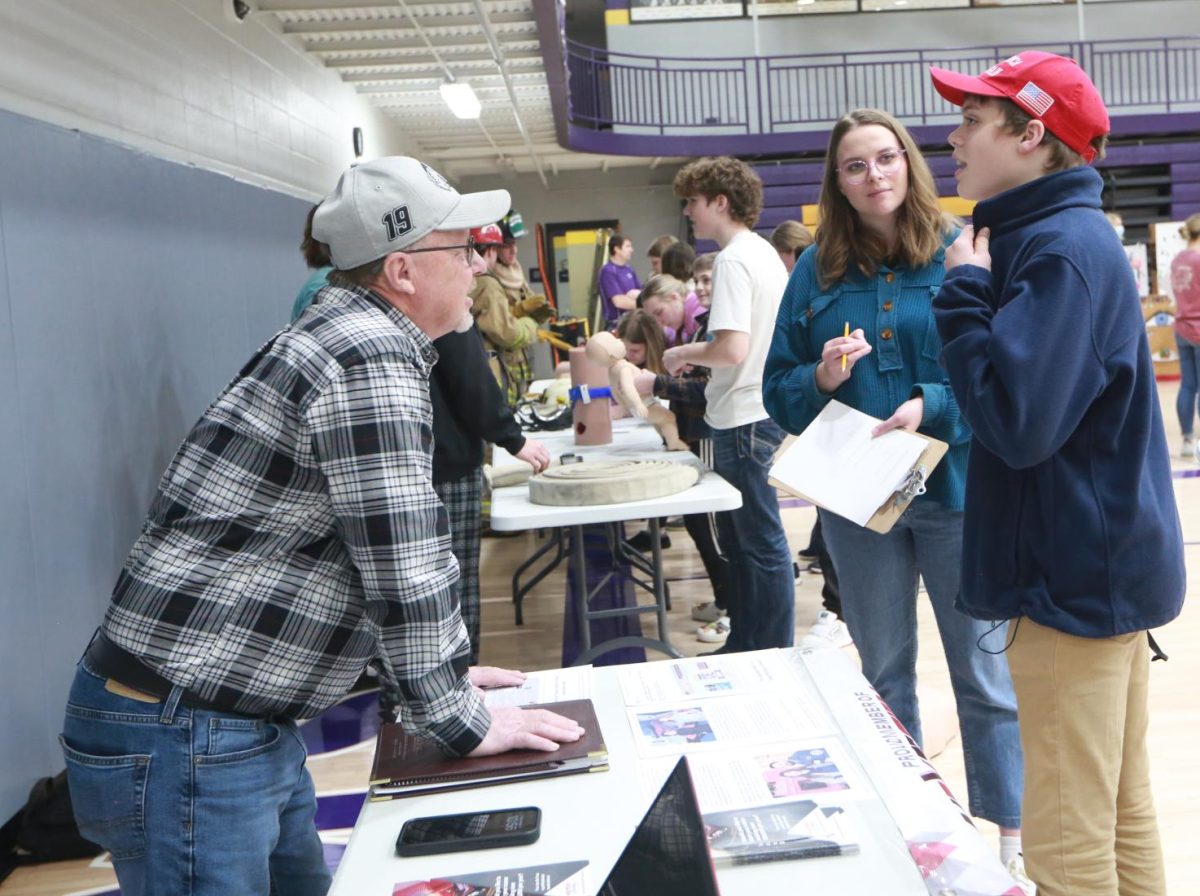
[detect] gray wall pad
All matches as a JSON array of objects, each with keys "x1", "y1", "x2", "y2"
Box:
[{"x1": 0, "y1": 106, "x2": 310, "y2": 820}]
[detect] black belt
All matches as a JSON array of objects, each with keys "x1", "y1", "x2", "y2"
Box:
[{"x1": 84, "y1": 631, "x2": 254, "y2": 716}]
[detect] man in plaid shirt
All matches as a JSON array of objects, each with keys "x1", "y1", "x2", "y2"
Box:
[{"x1": 60, "y1": 157, "x2": 583, "y2": 896}]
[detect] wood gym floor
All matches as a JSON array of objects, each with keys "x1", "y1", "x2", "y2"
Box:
[{"x1": 6, "y1": 380, "x2": 1198, "y2": 895}]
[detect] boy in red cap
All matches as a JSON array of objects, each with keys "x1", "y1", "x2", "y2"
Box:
[{"x1": 929, "y1": 53, "x2": 1185, "y2": 895}]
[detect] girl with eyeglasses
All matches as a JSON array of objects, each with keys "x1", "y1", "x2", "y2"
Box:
[{"x1": 762, "y1": 108, "x2": 1028, "y2": 880}]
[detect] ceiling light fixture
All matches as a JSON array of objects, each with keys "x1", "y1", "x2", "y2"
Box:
[{"x1": 440, "y1": 80, "x2": 481, "y2": 120}]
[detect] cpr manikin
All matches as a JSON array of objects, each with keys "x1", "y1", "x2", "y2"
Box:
[{"x1": 585, "y1": 331, "x2": 688, "y2": 451}]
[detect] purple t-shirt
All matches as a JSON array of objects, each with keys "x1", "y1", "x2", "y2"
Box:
[{"x1": 598, "y1": 261, "x2": 641, "y2": 328}]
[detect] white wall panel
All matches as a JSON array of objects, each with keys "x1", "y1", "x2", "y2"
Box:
[{"x1": 0, "y1": 0, "x2": 414, "y2": 199}]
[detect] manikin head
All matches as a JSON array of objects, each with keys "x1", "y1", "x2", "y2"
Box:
[{"x1": 585, "y1": 331, "x2": 627, "y2": 369}]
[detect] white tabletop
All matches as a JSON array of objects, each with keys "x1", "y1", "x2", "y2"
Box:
[
  {"x1": 491, "y1": 418, "x2": 740, "y2": 530},
  {"x1": 327, "y1": 649, "x2": 1010, "y2": 895}
]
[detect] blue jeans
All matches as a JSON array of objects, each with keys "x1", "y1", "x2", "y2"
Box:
[
  {"x1": 820, "y1": 503, "x2": 1023, "y2": 828},
  {"x1": 61, "y1": 660, "x2": 330, "y2": 896},
  {"x1": 712, "y1": 418, "x2": 794, "y2": 651},
  {"x1": 1176, "y1": 335, "x2": 1200, "y2": 435}
]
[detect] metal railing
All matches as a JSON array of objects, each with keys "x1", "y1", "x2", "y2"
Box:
[{"x1": 566, "y1": 37, "x2": 1200, "y2": 136}]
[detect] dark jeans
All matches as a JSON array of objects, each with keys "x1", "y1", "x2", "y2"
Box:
[{"x1": 712, "y1": 419, "x2": 794, "y2": 651}]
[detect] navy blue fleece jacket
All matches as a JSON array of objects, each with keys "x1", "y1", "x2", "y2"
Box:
[{"x1": 933, "y1": 166, "x2": 1184, "y2": 637}]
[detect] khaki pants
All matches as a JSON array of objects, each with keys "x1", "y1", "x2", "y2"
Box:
[{"x1": 1007, "y1": 618, "x2": 1165, "y2": 896}]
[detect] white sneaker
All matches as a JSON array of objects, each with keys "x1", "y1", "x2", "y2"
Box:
[
  {"x1": 800, "y1": 610, "x2": 852, "y2": 649},
  {"x1": 1182, "y1": 435, "x2": 1195, "y2": 459},
  {"x1": 696, "y1": 617, "x2": 730, "y2": 643},
  {"x1": 1005, "y1": 854, "x2": 1036, "y2": 896},
  {"x1": 691, "y1": 601, "x2": 724, "y2": 623}
]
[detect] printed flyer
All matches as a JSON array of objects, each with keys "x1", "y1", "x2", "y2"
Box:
[{"x1": 392, "y1": 860, "x2": 588, "y2": 896}]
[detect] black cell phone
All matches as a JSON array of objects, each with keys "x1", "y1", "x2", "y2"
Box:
[{"x1": 395, "y1": 807, "x2": 541, "y2": 857}]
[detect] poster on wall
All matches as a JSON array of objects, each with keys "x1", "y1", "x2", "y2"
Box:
[
  {"x1": 1125, "y1": 243, "x2": 1150, "y2": 298},
  {"x1": 629, "y1": 0, "x2": 743, "y2": 22},
  {"x1": 756, "y1": 0, "x2": 857, "y2": 15},
  {"x1": 1152, "y1": 220, "x2": 1187, "y2": 300}
]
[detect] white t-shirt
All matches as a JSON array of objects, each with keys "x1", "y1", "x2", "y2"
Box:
[{"x1": 704, "y1": 229, "x2": 789, "y2": 430}]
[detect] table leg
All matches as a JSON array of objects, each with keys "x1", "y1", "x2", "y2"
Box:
[
  {"x1": 569, "y1": 520, "x2": 683, "y2": 667},
  {"x1": 511, "y1": 528, "x2": 566, "y2": 625}
]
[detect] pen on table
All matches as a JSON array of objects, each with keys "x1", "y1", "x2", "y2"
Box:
[
  {"x1": 712, "y1": 842, "x2": 858, "y2": 866},
  {"x1": 841, "y1": 321, "x2": 850, "y2": 372}
]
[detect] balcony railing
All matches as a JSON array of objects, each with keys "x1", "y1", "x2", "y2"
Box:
[{"x1": 566, "y1": 37, "x2": 1200, "y2": 137}]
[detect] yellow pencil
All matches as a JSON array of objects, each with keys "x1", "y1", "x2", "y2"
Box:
[{"x1": 841, "y1": 321, "x2": 850, "y2": 372}]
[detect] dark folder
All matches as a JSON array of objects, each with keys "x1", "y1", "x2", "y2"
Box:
[{"x1": 368, "y1": 698, "x2": 608, "y2": 800}]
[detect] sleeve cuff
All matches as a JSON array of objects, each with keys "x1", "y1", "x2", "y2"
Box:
[
  {"x1": 912, "y1": 383, "x2": 944, "y2": 427},
  {"x1": 426, "y1": 681, "x2": 491, "y2": 757},
  {"x1": 798, "y1": 362, "x2": 834, "y2": 414}
]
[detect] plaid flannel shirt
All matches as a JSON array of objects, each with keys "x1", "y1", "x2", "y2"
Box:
[{"x1": 102, "y1": 284, "x2": 489, "y2": 755}]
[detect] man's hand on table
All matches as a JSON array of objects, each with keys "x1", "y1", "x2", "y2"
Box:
[
  {"x1": 469, "y1": 705, "x2": 585, "y2": 756},
  {"x1": 468, "y1": 665, "x2": 527, "y2": 691}
]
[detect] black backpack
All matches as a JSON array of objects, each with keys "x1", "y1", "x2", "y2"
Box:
[{"x1": 0, "y1": 771, "x2": 101, "y2": 882}]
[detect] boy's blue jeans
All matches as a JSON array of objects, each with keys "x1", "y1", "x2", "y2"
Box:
[
  {"x1": 61, "y1": 659, "x2": 331, "y2": 896},
  {"x1": 712, "y1": 418, "x2": 795, "y2": 651},
  {"x1": 820, "y1": 502, "x2": 1023, "y2": 828}
]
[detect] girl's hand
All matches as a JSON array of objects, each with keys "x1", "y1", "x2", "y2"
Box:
[
  {"x1": 814, "y1": 328, "x2": 871, "y2": 393},
  {"x1": 872, "y1": 396, "x2": 924, "y2": 436}
]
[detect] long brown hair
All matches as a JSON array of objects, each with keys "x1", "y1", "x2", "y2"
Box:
[
  {"x1": 617, "y1": 309, "x2": 668, "y2": 374},
  {"x1": 815, "y1": 109, "x2": 956, "y2": 289}
]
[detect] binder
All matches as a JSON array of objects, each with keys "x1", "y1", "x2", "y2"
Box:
[
  {"x1": 768, "y1": 400, "x2": 948, "y2": 535},
  {"x1": 368, "y1": 698, "x2": 609, "y2": 800}
]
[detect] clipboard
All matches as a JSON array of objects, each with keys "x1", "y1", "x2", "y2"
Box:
[{"x1": 768, "y1": 400, "x2": 948, "y2": 535}]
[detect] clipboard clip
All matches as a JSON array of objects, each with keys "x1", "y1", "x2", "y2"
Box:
[{"x1": 893, "y1": 464, "x2": 928, "y2": 508}]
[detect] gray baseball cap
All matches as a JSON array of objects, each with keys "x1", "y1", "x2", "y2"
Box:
[{"x1": 312, "y1": 157, "x2": 511, "y2": 269}]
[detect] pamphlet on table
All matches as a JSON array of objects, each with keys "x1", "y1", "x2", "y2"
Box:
[
  {"x1": 626, "y1": 691, "x2": 835, "y2": 757},
  {"x1": 705, "y1": 800, "x2": 859, "y2": 866},
  {"x1": 483, "y1": 665, "x2": 594, "y2": 708},
  {"x1": 684, "y1": 736, "x2": 870, "y2": 811},
  {"x1": 617, "y1": 649, "x2": 797, "y2": 705},
  {"x1": 392, "y1": 859, "x2": 588, "y2": 896}
]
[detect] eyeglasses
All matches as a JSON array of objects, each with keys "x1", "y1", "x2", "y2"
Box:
[
  {"x1": 402, "y1": 235, "x2": 477, "y2": 265},
  {"x1": 836, "y1": 148, "x2": 907, "y2": 185}
]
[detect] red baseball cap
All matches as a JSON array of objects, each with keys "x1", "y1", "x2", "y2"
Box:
[
  {"x1": 929, "y1": 51, "x2": 1110, "y2": 163},
  {"x1": 469, "y1": 223, "x2": 504, "y2": 247}
]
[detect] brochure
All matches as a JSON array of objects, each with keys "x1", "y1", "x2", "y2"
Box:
[
  {"x1": 705, "y1": 800, "x2": 859, "y2": 866},
  {"x1": 392, "y1": 860, "x2": 588, "y2": 896}
]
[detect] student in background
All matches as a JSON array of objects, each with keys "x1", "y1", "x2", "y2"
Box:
[
  {"x1": 762, "y1": 109, "x2": 1026, "y2": 882},
  {"x1": 646, "y1": 234, "x2": 678, "y2": 276},
  {"x1": 1172, "y1": 213, "x2": 1200, "y2": 460},
  {"x1": 665, "y1": 157, "x2": 793, "y2": 654},
  {"x1": 930, "y1": 53, "x2": 1185, "y2": 894},
  {"x1": 290, "y1": 203, "x2": 333, "y2": 321},
  {"x1": 692, "y1": 251, "x2": 716, "y2": 307},
  {"x1": 661, "y1": 240, "x2": 697, "y2": 297},
  {"x1": 769, "y1": 220, "x2": 814, "y2": 274},
  {"x1": 598, "y1": 234, "x2": 642, "y2": 331},
  {"x1": 430, "y1": 322, "x2": 549, "y2": 664},
  {"x1": 616, "y1": 307, "x2": 668, "y2": 373},
  {"x1": 637, "y1": 274, "x2": 733, "y2": 644}
]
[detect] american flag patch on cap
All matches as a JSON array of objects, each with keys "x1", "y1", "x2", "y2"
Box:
[{"x1": 1015, "y1": 81, "x2": 1054, "y2": 116}]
